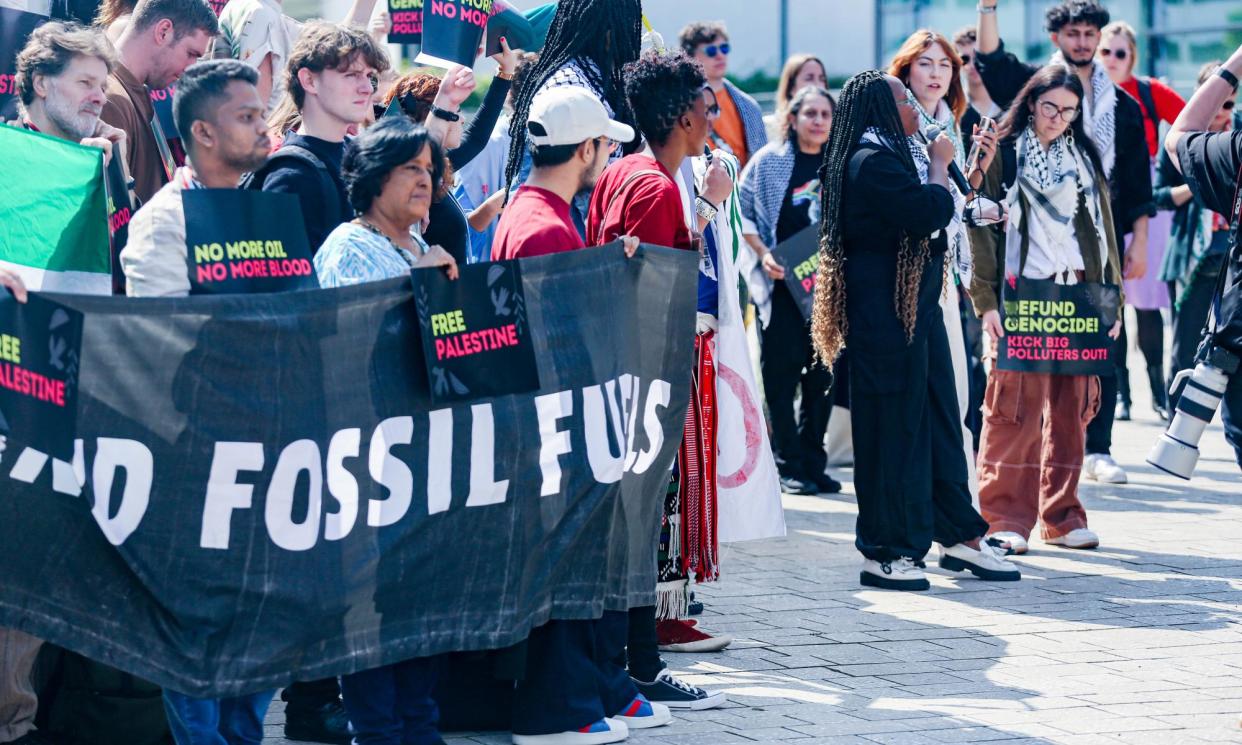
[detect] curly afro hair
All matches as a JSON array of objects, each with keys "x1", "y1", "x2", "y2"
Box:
[
  {"x1": 1045, "y1": 1, "x2": 1109, "y2": 33},
  {"x1": 622, "y1": 50, "x2": 707, "y2": 147}
]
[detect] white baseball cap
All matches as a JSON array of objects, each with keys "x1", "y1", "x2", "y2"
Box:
[{"x1": 527, "y1": 87, "x2": 635, "y2": 147}]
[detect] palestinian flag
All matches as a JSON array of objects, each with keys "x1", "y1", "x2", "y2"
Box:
[{"x1": 0, "y1": 125, "x2": 111, "y2": 295}]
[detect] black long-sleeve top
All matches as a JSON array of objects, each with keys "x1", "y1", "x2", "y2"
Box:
[
  {"x1": 424, "y1": 77, "x2": 512, "y2": 263},
  {"x1": 841, "y1": 142, "x2": 955, "y2": 362},
  {"x1": 973, "y1": 40, "x2": 1154, "y2": 236}
]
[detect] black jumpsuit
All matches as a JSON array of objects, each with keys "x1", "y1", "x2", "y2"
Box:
[{"x1": 840, "y1": 141, "x2": 989, "y2": 562}]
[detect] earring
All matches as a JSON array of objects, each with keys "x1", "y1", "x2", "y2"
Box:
[{"x1": 1065, "y1": 128, "x2": 1075, "y2": 149}]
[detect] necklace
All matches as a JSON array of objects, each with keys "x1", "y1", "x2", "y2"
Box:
[{"x1": 354, "y1": 217, "x2": 426, "y2": 268}]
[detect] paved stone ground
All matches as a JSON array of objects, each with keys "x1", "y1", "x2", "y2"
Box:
[{"x1": 266, "y1": 384, "x2": 1242, "y2": 745}]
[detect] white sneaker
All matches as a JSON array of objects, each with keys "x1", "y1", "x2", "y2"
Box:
[
  {"x1": 940, "y1": 541, "x2": 1021, "y2": 581},
  {"x1": 987, "y1": 531, "x2": 1028, "y2": 555},
  {"x1": 1045, "y1": 528, "x2": 1099, "y2": 550},
  {"x1": 512, "y1": 718, "x2": 629, "y2": 745},
  {"x1": 1083, "y1": 453, "x2": 1128, "y2": 484},
  {"x1": 612, "y1": 695, "x2": 672, "y2": 729},
  {"x1": 860, "y1": 557, "x2": 929, "y2": 591}
]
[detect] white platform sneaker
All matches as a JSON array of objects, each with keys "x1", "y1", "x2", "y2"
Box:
[
  {"x1": 1045, "y1": 528, "x2": 1100, "y2": 550},
  {"x1": 860, "y1": 557, "x2": 929, "y2": 591},
  {"x1": 939, "y1": 541, "x2": 1021, "y2": 581}
]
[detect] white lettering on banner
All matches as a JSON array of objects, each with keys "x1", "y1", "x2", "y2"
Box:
[
  {"x1": 465, "y1": 404, "x2": 508, "y2": 507},
  {"x1": 201, "y1": 442, "x2": 264, "y2": 549},
  {"x1": 632, "y1": 379, "x2": 671, "y2": 475},
  {"x1": 266, "y1": 440, "x2": 323, "y2": 552},
  {"x1": 535, "y1": 390, "x2": 573, "y2": 496},
  {"x1": 368, "y1": 416, "x2": 414, "y2": 527},
  {"x1": 92, "y1": 438, "x2": 153, "y2": 546},
  {"x1": 582, "y1": 380, "x2": 625, "y2": 484},
  {"x1": 619, "y1": 374, "x2": 641, "y2": 470},
  {"x1": 324, "y1": 429, "x2": 360, "y2": 541},
  {"x1": 427, "y1": 410, "x2": 452, "y2": 514},
  {"x1": 1, "y1": 376, "x2": 676, "y2": 550}
]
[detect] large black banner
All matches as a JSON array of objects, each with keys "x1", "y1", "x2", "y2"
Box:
[{"x1": 0, "y1": 244, "x2": 696, "y2": 697}]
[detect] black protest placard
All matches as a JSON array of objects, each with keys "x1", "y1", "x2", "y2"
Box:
[
  {"x1": 770, "y1": 225, "x2": 820, "y2": 320},
  {"x1": 105, "y1": 152, "x2": 133, "y2": 295},
  {"x1": 0, "y1": 292, "x2": 82, "y2": 461},
  {"x1": 412, "y1": 259, "x2": 538, "y2": 403},
  {"x1": 387, "y1": 0, "x2": 422, "y2": 43},
  {"x1": 997, "y1": 278, "x2": 1120, "y2": 376},
  {"x1": 1, "y1": 8, "x2": 47, "y2": 120},
  {"x1": 183, "y1": 189, "x2": 318, "y2": 295},
  {"x1": 0, "y1": 245, "x2": 697, "y2": 697},
  {"x1": 416, "y1": 0, "x2": 492, "y2": 69},
  {"x1": 484, "y1": 0, "x2": 533, "y2": 56}
]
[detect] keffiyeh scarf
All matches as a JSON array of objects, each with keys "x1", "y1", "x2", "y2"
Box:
[
  {"x1": 1049, "y1": 53, "x2": 1117, "y2": 178},
  {"x1": 1006, "y1": 127, "x2": 1109, "y2": 284}
]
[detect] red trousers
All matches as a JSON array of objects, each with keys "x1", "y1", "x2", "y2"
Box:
[{"x1": 977, "y1": 370, "x2": 1100, "y2": 540}]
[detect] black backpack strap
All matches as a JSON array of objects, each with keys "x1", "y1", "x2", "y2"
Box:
[
  {"x1": 247, "y1": 144, "x2": 345, "y2": 224},
  {"x1": 1135, "y1": 77, "x2": 1161, "y2": 135}
]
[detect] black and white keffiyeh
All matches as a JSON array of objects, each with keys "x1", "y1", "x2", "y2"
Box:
[
  {"x1": 1048, "y1": 53, "x2": 1117, "y2": 178},
  {"x1": 1005, "y1": 126, "x2": 1109, "y2": 284}
]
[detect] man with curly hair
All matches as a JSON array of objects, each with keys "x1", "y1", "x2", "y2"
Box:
[
  {"x1": 586, "y1": 49, "x2": 733, "y2": 710},
  {"x1": 974, "y1": 0, "x2": 1153, "y2": 487}
]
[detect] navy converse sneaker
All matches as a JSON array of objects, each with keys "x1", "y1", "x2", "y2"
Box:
[{"x1": 632, "y1": 669, "x2": 726, "y2": 710}]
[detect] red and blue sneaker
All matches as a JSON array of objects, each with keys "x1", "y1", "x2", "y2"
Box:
[
  {"x1": 511, "y1": 717, "x2": 628, "y2": 745},
  {"x1": 612, "y1": 693, "x2": 672, "y2": 729}
]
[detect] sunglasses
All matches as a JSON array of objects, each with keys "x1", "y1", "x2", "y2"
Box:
[
  {"x1": 1099, "y1": 47, "x2": 1128, "y2": 61},
  {"x1": 1224, "y1": 100, "x2": 1237, "y2": 111},
  {"x1": 959, "y1": 53, "x2": 972, "y2": 66},
  {"x1": 700, "y1": 42, "x2": 730, "y2": 58},
  {"x1": 701, "y1": 85, "x2": 721, "y2": 117}
]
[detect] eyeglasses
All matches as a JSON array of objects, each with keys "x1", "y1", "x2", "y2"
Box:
[
  {"x1": 595, "y1": 136, "x2": 619, "y2": 153},
  {"x1": 1099, "y1": 47, "x2": 1128, "y2": 61},
  {"x1": 1038, "y1": 100, "x2": 1079, "y2": 122},
  {"x1": 701, "y1": 85, "x2": 721, "y2": 117},
  {"x1": 700, "y1": 42, "x2": 730, "y2": 58}
]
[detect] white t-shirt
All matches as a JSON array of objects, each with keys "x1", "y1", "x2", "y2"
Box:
[{"x1": 218, "y1": 0, "x2": 301, "y2": 113}]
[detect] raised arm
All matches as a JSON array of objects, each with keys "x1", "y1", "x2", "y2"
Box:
[{"x1": 1167, "y1": 44, "x2": 1242, "y2": 172}]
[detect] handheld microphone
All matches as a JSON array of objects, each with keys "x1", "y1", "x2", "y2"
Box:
[{"x1": 916, "y1": 124, "x2": 973, "y2": 196}]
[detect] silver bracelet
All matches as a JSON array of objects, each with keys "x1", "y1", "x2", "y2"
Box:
[{"x1": 978, "y1": 4, "x2": 997, "y2": 14}]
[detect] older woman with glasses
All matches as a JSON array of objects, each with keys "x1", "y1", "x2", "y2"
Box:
[{"x1": 316, "y1": 118, "x2": 458, "y2": 288}]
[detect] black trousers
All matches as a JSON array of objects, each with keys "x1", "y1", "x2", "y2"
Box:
[
  {"x1": 1169, "y1": 254, "x2": 1227, "y2": 402},
  {"x1": 848, "y1": 308, "x2": 989, "y2": 562},
  {"x1": 622, "y1": 605, "x2": 663, "y2": 683},
  {"x1": 760, "y1": 283, "x2": 832, "y2": 481},
  {"x1": 282, "y1": 678, "x2": 340, "y2": 709},
  {"x1": 1115, "y1": 309, "x2": 1165, "y2": 404},
  {"x1": 512, "y1": 615, "x2": 636, "y2": 735},
  {"x1": 1085, "y1": 371, "x2": 1117, "y2": 455}
]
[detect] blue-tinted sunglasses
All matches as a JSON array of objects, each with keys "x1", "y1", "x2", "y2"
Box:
[{"x1": 700, "y1": 42, "x2": 730, "y2": 58}]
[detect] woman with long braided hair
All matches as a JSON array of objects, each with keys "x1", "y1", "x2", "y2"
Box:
[
  {"x1": 502, "y1": 0, "x2": 642, "y2": 229},
  {"x1": 812, "y1": 71, "x2": 1018, "y2": 591}
]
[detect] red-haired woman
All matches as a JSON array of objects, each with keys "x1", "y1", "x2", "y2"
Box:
[{"x1": 889, "y1": 30, "x2": 996, "y2": 510}]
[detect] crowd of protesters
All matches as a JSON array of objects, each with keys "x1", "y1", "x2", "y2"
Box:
[{"x1": 1, "y1": 0, "x2": 1241, "y2": 742}]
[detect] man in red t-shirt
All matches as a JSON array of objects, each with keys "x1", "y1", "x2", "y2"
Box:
[
  {"x1": 493, "y1": 87, "x2": 635, "y2": 260},
  {"x1": 586, "y1": 51, "x2": 734, "y2": 252}
]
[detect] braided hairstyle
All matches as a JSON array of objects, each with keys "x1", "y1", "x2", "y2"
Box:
[
  {"x1": 502, "y1": 0, "x2": 642, "y2": 201},
  {"x1": 811, "y1": 70, "x2": 929, "y2": 364}
]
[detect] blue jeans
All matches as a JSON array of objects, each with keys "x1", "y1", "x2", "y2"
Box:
[
  {"x1": 162, "y1": 689, "x2": 275, "y2": 745},
  {"x1": 340, "y1": 656, "x2": 442, "y2": 745}
]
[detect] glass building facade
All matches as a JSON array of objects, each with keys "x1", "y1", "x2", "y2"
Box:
[{"x1": 876, "y1": 0, "x2": 1242, "y2": 95}]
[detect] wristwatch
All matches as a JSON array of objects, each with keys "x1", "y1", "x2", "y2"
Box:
[
  {"x1": 1217, "y1": 66, "x2": 1240, "y2": 92},
  {"x1": 695, "y1": 197, "x2": 718, "y2": 223},
  {"x1": 431, "y1": 106, "x2": 461, "y2": 122},
  {"x1": 977, "y1": 2, "x2": 996, "y2": 13}
]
